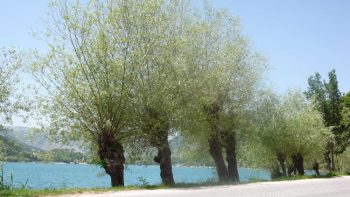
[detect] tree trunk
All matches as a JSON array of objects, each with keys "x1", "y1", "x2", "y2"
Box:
[
  {"x1": 291, "y1": 154, "x2": 304, "y2": 175},
  {"x1": 313, "y1": 162, "x2": 320, "y2": 176},
  {"x1": 225, "y1": 132, "x2": 239, "y2": 182},
  {"x1": 325, "y1": 150, "x2": 332, "y2": 172},
  {"x1": 154, "y1": 138, "x2": 175, "y2": 185},
  {"x1": 331, "y1": 143, "x2": 335, "y2": 171},
  {"x1": 288, "y1": 165, "x2": 296, "y2": 176},
  {"x1": 97, "y1": 131, "x2": 125, "y2": 187},
  {"x1": 209, "y1": 135, "x2": 229, "y2": 182},
  {"x1": 277, "y1": 152, "x2": 287, "y2": 177},
  {"x1": 143, "y1": 107, "x2": 175, "y2": 185},
  {"x1": 204, "y1": 100, "x2": 229, "y2": 182},
  {"x1": 296, "y1": 154, "x2": 304, "y2": 175}
]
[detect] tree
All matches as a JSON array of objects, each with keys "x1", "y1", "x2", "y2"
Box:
[
  {"x1": 253, "y1": 90, "x2": 331, "y2": 177},
  {"x1": 341, "y1": 92, "x2": 350, "y2": 126},
  {"x1": 336, "y1": 92, "x2": 350, "y2": 159},
  {"x1": 305, "y1": 69, "x2": 348, "y2": 171},
  {"x1": 304, "y1": 72, "x2": 329, "y2": 119},
  {"x1": 326, "y1": 70, "x2": 349, "y2": 155},
  {"x1": 325, "y1": 69, "x2": 342, "y2": 127},
  {"x1": 31, "y1": 0, "x2": 143, "y2": 187},
  {"x1": 128, "y1": 0, "x2": 190, "y2": 185},
  {"x1": 252, "y1": 90, "x2": 287, "y2": 176},
  {"x1": 305, "y1": 72, "x2": 333, "y2": 171},
  {"x1": 179, "y1": 2, "x2": 266, "y2": 182}
]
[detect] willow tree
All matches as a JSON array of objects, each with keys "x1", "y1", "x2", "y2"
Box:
[
  {"x1": 253, "y1": 90, "x2": 332, "y2": 177},
  {"x1": 180, "y1": 3, "x2": 266, "y2": 182},
  {"x1": 126, "y1": 0, "x2": 190, "y2": 185},
  {"x1": 252, "y1": 90, "x2": 287, "y2": 176},
  {"x1": 31, "y1": 0, "x2": 143, "y2": 187}
]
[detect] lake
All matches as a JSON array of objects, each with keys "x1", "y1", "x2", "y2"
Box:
[{"x1": 2, "y1": 162, "x2": 271, "y2": 189}]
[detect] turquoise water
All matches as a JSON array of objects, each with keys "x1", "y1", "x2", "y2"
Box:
[{"x1": 2, "y1": 162, "x2": 270, "y2": 189}]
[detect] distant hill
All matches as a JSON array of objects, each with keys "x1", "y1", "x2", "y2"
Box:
[
  {"x1": 5, "y1": 126, "x2": 82, "y2": 151},
  {"x1": 0, "y1": 126, "x2": 209, "y2": 165},
  {"x1": 0, "y1": 127, "x2": 88, "y2": 163},
  {"x1": 0, "y1": 133, "x2": 37, "y2": 162}
]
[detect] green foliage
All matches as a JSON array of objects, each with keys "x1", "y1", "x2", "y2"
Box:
[
  {"x1": 23, "y1": 0, "x2": 348, "y2": 187},
  {"x1": 0, "y1": 130, "x2": 89, "y2": 163},
  {"x1": 0, "y1": 48, "x2": 23, "y2": 124},
  {"x1": 338, "y1": 92, "x2": 350, "y2": 153},
  {"x1": 0, "y1": 134, "x2": 37, "y2": 162},
  {"x1": 305, "y1": 72, "x2": 329, "y2": 119},
  {"x1": 250, "y1": 90, "x2": 332, "y2": 169},
  {"x1": 335, "y1": 147, "x2": 350, "y2": 173},
  {"x1": 325, "y1": 69, "x2": 342, "y2": 126},
  {"x1": 305, "y1": 70, "x2": 349, "y2": 156},
  {"x1": 178, "y1": 1, "x2": 267, "y2": 165},
  {"x1": 341, "y1": 92, "x2": 350, "y2": 126},
  {"x1": 31, "y1": 0, "x2": 144, "y2": 146},
  {"x1": 30, "y1": 0, "x2": 268, "y2": 173}
]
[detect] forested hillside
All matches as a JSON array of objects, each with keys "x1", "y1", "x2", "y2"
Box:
[{"x1": 0, "y1": 128, "x2": 89, "y2": 163}]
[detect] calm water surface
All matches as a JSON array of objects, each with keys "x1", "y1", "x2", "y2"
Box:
[{"x1": 3, "y1": 162, "x2": 270, "y2": 189}]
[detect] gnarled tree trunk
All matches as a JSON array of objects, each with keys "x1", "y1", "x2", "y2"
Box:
[
  {"x1": 313, "y1": 161, "x2": 320, "y2": 176},
  {"x1": 226, "y1": 132, "x2": 239, "y2": 182},
  {"x1": 325, "y1": 150, "x2": 332, "y2": 172},
  {"x1": 98, "y1": 131, "x2": 125, "y2": 187},
  {"x1": 143, "y1": 107, "x2": 175, "y2": 185},
  {"x1": 295, "y1": 154, "x2": 304, "y2": 175},
  {"x1": 154, "y1": 137, "x2": 175, "y2": 185},
  {"x1": 205, "y1": 100, "x2": 229, "y2": 182},
  {"x1": 290, "y1": 153, "x2": 304, "y2": 176},
  {"x1": 209, "y1": 135, "x2": 229, "y2": 182},
  {"x1": 277, "y1": 152, "x2": 287, "y2": 177}
]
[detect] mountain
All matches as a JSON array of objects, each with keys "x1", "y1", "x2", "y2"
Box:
[
  {"x1": 0, "y1": 127, "x2": 206, "y2": 165},
  {"x1": 0, "y1": 133, "x2": 37, "y2": 162},
  {"x1": 5, "y1": 126, "x2": 82, "y2": 151},
  {"x1": 0, "y1": 127, "x2": 89, "y2": 163}
]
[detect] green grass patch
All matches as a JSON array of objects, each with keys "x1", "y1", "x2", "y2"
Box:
[
  {"x1": 1, "y1": 173, "x2": 349, "y2": 197},
  {"x1": 0, "y1": 184, "x2": 171, "y2": 197},
  {"x1": 272, "y1": 171, "x2": 350, "y2": 181}
]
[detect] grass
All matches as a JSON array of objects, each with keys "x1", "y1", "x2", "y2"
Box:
[
  {"x1": 0, "y1": 185, "x2": 166, "y2": 197},
  {"x1": 1, "y1": 172, "x2": 349, "y2": 197},
  {"x1": 0, "y1": 180, "x2": 239, "y2": 197},
  {"x1": 272, "y1": 171, "x2": 350, "y2": 181}
]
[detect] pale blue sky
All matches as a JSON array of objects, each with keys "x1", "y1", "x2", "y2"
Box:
[{"x1": 1, "y1": 0, "x2": 350, "y2": 126}]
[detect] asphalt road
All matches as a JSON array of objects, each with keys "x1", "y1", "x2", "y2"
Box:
[{"x1": 59, "y1": 176, "x2": 350, "y2": 197}]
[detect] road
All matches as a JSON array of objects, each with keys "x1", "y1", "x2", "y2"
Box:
[{"x1": 58, "y1": 176, "x2": 350, "y2": 197}]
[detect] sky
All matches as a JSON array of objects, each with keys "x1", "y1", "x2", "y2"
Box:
[
  {"x1": 1, "y1": 0, "x2": 350, "y2": 126},
  {"x1": 212, "y1": 0, "x2": 350, "y2": 93}
]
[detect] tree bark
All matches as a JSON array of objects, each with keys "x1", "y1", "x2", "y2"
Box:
[
  {"x1": 204, "y1": 100, "x2": 229, "y2": 182},
  {"x1": 296, "y1": 154, "x2": 304, "y2": 175},
  {"x1": 154, "y1": 138, "x2": 175, "y2": 185},
  {"x1": 142, "y1": 107, "x2": 175, "y2": 185},
  {"x1": 331, "y1": 143, "x2": 335, "y2": 171},
  {"x1": 288, "y1": 165, "x2": 296, "y2": 176},
  {"x1": 209, "y1": 135, "x2": 229, "y2": 182},
  {"x1": 291, "y1": 153, "x2": 304, "y2": 176},
  {"x1": 313, "y1": 162, "x2": 320, "y2": 176},
  {"x1": 225, "y1": 132, "x2": 239, "y2": 182},
  {"x1": 97, "y1": 131, "x2": 125, "y2": 187},
  {"x1": 325, "y1": 150, "x2": 332, "y2": 172},
  {"x1": 277, "y1": 152, "x2": 287, "y2": 177}
]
